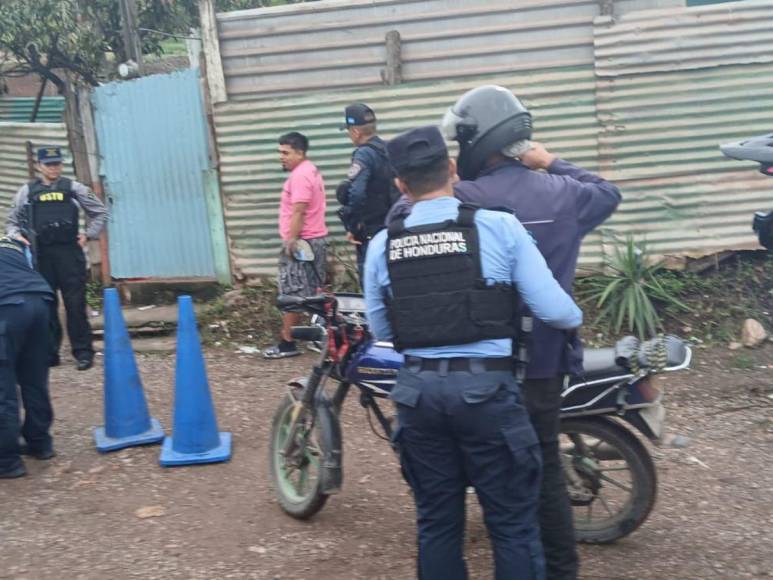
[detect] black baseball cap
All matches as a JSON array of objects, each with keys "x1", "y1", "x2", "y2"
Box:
[
  {"x1": 340, "y1": 103, "x2": 376, "y2": 130},
  {"x1": 37, "y1": 146, "x2": 63, "y2": 164},
  {"x1": 386, "y1": 126, "x2": 449, "y2": 175}
]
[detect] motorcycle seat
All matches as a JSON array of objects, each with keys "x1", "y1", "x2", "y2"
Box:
[{"x1": 580, "y1": 336, "x2": 689, "y2": 379}]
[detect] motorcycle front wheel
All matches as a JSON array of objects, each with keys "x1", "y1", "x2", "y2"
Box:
[
  {"x1": 269, "y1": 393, "x2": 328, "y2": 519},
  {"x1": 561, "y1": 416, "x2": 657, "y2": 544}
]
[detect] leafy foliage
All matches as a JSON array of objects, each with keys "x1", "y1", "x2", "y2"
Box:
[
  {"x1": 576, "y1": 236, "x2": 690, "y2": 339},
  {"x1": 0, "y1": 0, "x2": 315, "y2": 89},
  {"x1": 327, "y1": 240, "x2": 361, "y2": 293}
]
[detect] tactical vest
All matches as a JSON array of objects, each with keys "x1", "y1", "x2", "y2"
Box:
[
  {"x1": 0, "y1": 237, "x2": 53, "y2": 303},
  {"x1": 360, "y1": 138, "x2": 399, "y2": 235},
  {"x1": 28, "y1": 178, "x2": 79, "y2": 245},
  {"x1": 386, "y1": 204, "x2": 519, "y2": 351}
]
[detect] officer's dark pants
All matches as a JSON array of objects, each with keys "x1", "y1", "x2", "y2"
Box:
[
  {"x1": 37, "y1": 242, "x2": 93, "y2": 361},
  {"x1": 355, "y1": 239, "x2": 370, "y2": 287},
  {"x1": 0, "y1": 295, "x2": 53, "y2": 472},
  {"x1": 391, "y1": 362, "x2": 546, "y2": 580},
  {"x1": 522, "y1": 377, "x2": 579, "y2": 580}
]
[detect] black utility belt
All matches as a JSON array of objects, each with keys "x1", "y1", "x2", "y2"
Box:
[{"x1": 404, "y1": 356, "x2": 513, "y2": 373}]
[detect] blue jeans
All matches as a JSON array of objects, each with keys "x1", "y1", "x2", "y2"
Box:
[{"x1": 391, "y1": 361, "x2": 545, "y2": 580}]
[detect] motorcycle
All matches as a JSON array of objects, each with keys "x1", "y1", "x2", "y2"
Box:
[
  {"x1": 720, "y1": 133, "x2": 773, "y2": 250},
  {"x1": 268, "y1": 292, "x2": 692, "y2": 543}
]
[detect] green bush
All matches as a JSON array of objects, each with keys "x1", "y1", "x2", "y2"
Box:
[{"x1": 577, "y1": 236, "x2": 690, "y2": 339}]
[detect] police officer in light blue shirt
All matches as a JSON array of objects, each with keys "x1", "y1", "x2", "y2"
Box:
[{"x1": 364, "y1": 126, "x2": 582, "y2": 580}]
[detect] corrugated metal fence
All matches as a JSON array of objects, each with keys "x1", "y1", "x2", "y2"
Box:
[
  {"x1": 212, "y1": 0, "x2": 773, "y2": 279},
  {"x1": 594, "y1": 0, "x2": 773, "y2": 257},
  {"x1": 0, "y1": 97, "x2": 65, "y2": 123},
  {"x1": 0, "y1": 122, "x2": 73, "y2": 217},
  {"x1": 214, "y1": 0, "x2": 605, "y2": 277},
  {"x1": 214, "y1": 65, "x2": 603, "y2": 277},
  {"x1": 217, "y1": 0, "x2": 600, "y2": 99}
]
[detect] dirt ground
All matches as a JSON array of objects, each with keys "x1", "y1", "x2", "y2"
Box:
[{"x1": 2, "y1": 343, "x2": 772, "y2": 580}]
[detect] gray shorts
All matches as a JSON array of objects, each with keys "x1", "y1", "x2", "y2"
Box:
[{"x1": 278, "y1": 237, "x2": 327, "y2": 297}]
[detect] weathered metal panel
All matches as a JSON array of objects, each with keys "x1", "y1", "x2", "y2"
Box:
[
  {"x1": 594, "y1": 1, "x2": 773, "y2": 259},
  {"x1": 214, "y1": 66, "x2": 606, "y2": 277},
  {"x1": 92, "y1": 69, "x2": 217, "y2": 279},
  {"x1": 595, "y1": 0, "x2": 773, "y2": 77},
  {"x1": 0, "y1": 97, "x2": 65, "y2": 123},
  {"x1": 217, "y1": 0, "x2": 601, "y2": 100},
  {"x1": 0, "y1": 122, "x2": 73, "y2": 216}
]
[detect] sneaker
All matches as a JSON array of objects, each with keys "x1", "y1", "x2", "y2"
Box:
[
  {"x1": 263, "y1": 340, "x2": 301, "y2": 359},
  {"x1": 0, "y1": 464, "x2": 27, "y2": 479},
  {"x1": 306, "y1": 340, "x2": 323, "y2": 353},
  {"x1": 20, "y1": 445, "x2": 56, "y2": 460},
  {"x1": 76, "y1": 357, "x2": 94, "y2": 371}
]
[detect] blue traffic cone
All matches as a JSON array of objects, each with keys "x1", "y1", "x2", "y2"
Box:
[
  {"x1": 93, "y1": 288, "x2": 164, "y2": 452},
  {"x1": 159, "y1": 296, "x2": 231, "y2": 467}
]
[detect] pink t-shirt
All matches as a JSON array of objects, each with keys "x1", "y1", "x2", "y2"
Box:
[{"x1": 279, "y1": 159, "x2": 328, "y2": 241}]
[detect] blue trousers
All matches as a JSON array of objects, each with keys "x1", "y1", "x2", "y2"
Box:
[
  {"x1": 391, "y1": 362, "x2": 546, "y2": 580},
  {"x1": 0, "y1": 295, "x2": 53, "y2": 472}
]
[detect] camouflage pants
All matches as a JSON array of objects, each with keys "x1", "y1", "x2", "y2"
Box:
[{"x1": 278, "y1": 237, "x2": 327, "y2": 297}]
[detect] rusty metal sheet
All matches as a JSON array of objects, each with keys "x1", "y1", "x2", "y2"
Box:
[
  {"x1": 0, "y1": 122, "x2": 73, "y2": 216},
  {"x1": 595, "y1": 0, "x2": 773, "y2": 77},
  {"x1": 214, "y1": 66, "x2": 606, "y2": 278},
  {"x1": 595, "y1": 61, "x2": 773, "y2": 258},
  {"x1": 217, "y1": 0, "x2": 600, "y2": 100}
]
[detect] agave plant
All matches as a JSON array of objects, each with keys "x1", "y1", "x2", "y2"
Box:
[{"x1": 578, "y1": 236, "x2": 689, "y2": 338}]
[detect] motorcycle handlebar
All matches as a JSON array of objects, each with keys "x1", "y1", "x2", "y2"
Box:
[{"x1": 276, "y1": 294, "x2": 331, "y2": 312}]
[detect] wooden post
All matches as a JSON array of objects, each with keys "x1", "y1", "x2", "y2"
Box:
[
  {"x1": 78, "y1": 85, "x2": 111, "y2": 285},
  {"x1": 383, "y1": 30, "x2": 403, "y2": 86},
  {"x1": 199, "y1": 0, "x2": 227, "y2": 104},
  {"x1": 119, "y1": 0, "x2": 143, "y2": 73},
  {"x1": 63, "y1": 79, "x2": 111, "y2": 284},
  {"x1": 198, "y1": 39, "x2": 234, "y2": 284},
  {"x1": 25, "y1": 141, "x2": 37, "y2": 179}
]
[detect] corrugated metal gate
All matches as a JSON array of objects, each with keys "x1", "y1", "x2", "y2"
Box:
[{"x1": 92, "y1": 69, "x2": 219, "y2": 279}]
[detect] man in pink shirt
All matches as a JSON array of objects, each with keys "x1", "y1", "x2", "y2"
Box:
[{"x1": 264, "y1": 132, "x2": 329, "y2": 359}]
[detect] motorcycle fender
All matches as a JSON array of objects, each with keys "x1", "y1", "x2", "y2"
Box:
[
  {"x1": 623, "y1": 407, "x2": 662, "y2": 442},
  {"x1": 316, "y1": 396, "x2": 344, "y2": 495}
]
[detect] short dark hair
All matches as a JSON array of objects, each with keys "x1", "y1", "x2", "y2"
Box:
[
  {"x1": 278, "y1": 132, "x2": 308, "y2": 153},
  {"x1": 398, "y1": 155, "x2": 451, "y2": 196}
]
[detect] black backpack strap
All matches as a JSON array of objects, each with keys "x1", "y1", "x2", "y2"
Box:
[
  {"x1": 388, "y1": 217, "x2": 406, "y2": 237},
  {"x1": 457, "y1": 203, "x2": 479, "y2": 227},
  {"x1": 361, "y1": 139, "x2": 387, "y2": 156},
  {"x1": 56, "y1": 177, "x2": 75, "y2": 199}
]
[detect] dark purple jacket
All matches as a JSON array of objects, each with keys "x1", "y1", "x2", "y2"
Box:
[{"x1": 387, "y1": 157, "x2": 621, "y2": 378}]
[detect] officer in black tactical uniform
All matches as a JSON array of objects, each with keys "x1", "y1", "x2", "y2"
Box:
[
  {"x1": 0, "y1": 236, "x2": 56, "y2": 479},
  {"x1": 6, "y1": 146, "x2": 108, "y2": 371},
  {"x1": 364, "y1": 126, "x2": 583, "y2": 579},
  {"x1": 336, "y1": 103, "x2": 397, "y2": 283}
]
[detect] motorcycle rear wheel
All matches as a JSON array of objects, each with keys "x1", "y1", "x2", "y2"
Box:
[
  {"x1": 561, "y1": 417, "x2": 657, "y2": 544},
  {"x1": 269, "y1": 393, "x2": 328, "y2": 519}
]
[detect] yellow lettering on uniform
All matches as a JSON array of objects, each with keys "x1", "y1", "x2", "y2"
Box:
[{"x1": 39, "y1": 192, "x2": 64, "y2": 202}]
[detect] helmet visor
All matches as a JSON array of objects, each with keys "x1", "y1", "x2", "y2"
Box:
[{"x1": 440, "y1": 107, "x2": 466, "y2": 142}]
